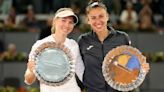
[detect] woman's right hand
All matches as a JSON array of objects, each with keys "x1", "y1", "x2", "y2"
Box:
[
  {"x1": 24, "y1": 60, "x2": 36, "y2": 85},
  {"x1": 27, "y1": 60, "x2": 36, "y2": 73}
]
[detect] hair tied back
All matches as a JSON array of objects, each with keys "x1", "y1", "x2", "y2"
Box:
[{"x1": 88, "y1": 0, "x2": 102, "y2": 5}]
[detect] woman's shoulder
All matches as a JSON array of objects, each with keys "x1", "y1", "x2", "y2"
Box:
[
  {"x1": 114, "y1": 30, "x2": 131, "y2": 45},
  {"x1": 78, "y1": 32, "x2": 92, "y2": 42},
  {"x1": 115, "y1": 30, "x2": 129, "y2": 37},
  {"x1": 33, "y1": 35, "x2": 52, "y2": 47},
  {"x1": 66, "y1": 38, "x2": 78, "y2": 46},
  {"x1": 79, "y1": 32, "x2": 92, "y2": 38},
  {"x1": 109, "y1": 27, "x2": 129, "y2": 37}
]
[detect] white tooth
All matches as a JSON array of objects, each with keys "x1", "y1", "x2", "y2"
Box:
[{"x1": 96, "y1": 25, "x2": 102, "y2": 28}]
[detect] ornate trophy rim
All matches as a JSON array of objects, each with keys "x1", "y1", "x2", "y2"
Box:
[
  {"x1": 31, "y1": 41, "x2": 75, "y2": 86},
  {"x1": 102, "y1": 45, "x2": 147, "y2": 91}
]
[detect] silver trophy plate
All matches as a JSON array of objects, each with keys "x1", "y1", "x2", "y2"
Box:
[
  {"x1": 102, "y1": 45, "x2": 147, "y2": 91},
  {"x1": 31, "y1": 42, "x2": 74, "y2": 86}
]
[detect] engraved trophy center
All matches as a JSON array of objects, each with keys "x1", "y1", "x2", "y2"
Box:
[
  {"x1": 102, "y1": 45, "x2": 147, "y2": 91},
  {"x1": 32, "y1": 42, "x2": 74, "y2": 86}
]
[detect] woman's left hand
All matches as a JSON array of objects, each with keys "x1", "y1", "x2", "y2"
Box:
[{"x1": 141, "y1": 62, "x2": 150, "y2": 74}]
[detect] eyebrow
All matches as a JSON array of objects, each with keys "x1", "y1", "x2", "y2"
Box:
[{"x1": 61, "y1": 17, "x2": 74, "y2": 23}]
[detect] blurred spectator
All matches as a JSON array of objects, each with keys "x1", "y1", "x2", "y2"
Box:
[
  {"x1": 119, "y1": 1, "x2": 138, "y2": 31},
  {"x1": 0, "y1": 0, "x2": 12, "y2": 14},
  {"x1": 4, "y1": 15, "x2": 15, "y2": 28},
  {"x1": 1, "y1": 43, "x2": 26, "y2": 61},
  {"x1": 1, "y1": 43, "x2": 17, "y2": 61},
  {"x1": 138, "y1": 14, "x2": 156, "y2": 32},
  {"x1": 4, "y1": 6, "x2": 17, "y2": 28},
  {"x1": 139, "y1": 1, "x2": 152, "y2": 18},
  {"x1": 140, "y1": 0, "x2": 151, "y2": 5},
  {"x1": 8, "y1": 6, "x2": 16, "y2": 22},
  {"x1": 21, "y1": 5, "x2": 39, "y2": 32},
  {"x1": 39, "y1": 17, "x2": 52, "y2": 40},
  {"x1": 138, "y1": 1, "x2": 156, "y2": 32}
]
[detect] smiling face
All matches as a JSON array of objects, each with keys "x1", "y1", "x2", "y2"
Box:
[
  {"x1": 87, "y1": 7, "x2": 109, "y2": 33},
  {"x1": 52, "y1": 16, "x2": 75, "y2": 36}
]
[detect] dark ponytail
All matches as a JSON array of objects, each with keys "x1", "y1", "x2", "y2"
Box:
[{"x1": 88, "y1": 0, "x2": 102, "y2": 5}]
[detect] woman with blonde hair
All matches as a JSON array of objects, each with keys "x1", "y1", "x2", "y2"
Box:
[{"x1": 24, "y1": 8, "x2": 84, "y2": 92}]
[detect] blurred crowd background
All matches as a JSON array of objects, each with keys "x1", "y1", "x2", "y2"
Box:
[
  {"x1": 0, "y1": 0, "x2": 164, "y2": 92},
  {"x1": 0, "y1": 0, "x2": 164, "y2": 33}
]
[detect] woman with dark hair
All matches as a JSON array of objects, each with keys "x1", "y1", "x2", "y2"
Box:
[{"x1": 78, "y1": 0, "x2": 150, "y2": 92}]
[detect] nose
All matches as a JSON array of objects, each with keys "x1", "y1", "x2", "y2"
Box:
[
  {"x1": 95, "y1": 19, "x2": 102, "y2": 25},
  {"x1": 63, "y1": 21, "x2": 73, "y2": 30},
  {"x1": 64, "y1": 22, "x2": 71, "y2": 28}
]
